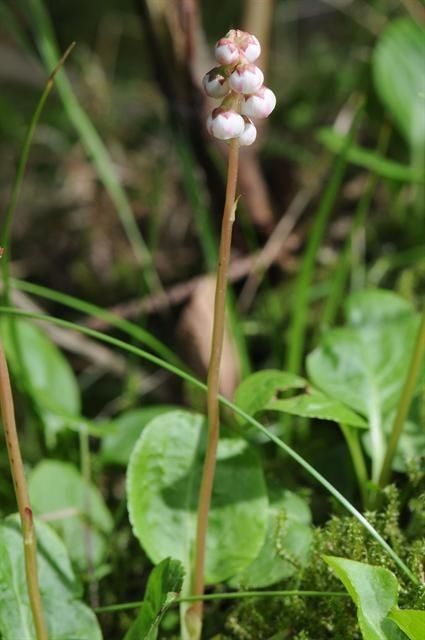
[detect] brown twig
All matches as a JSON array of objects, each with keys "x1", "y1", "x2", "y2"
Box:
[
  {"x1": 0, "y1": 342, "x2": 48, "y2": 640},
  {"x1": 82, "y1": 238, "x2": 299, "y2": 331}
]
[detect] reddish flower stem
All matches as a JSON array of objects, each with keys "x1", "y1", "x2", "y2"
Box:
[
  {"x1": 189, "y1": 138, "x2": 240, "y2": 635},
  {"x1": 0, "y1": 343, "x2": 48, "y2": 640}
]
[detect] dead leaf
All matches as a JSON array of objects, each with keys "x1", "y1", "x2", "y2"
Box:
[{"x1": 177, "y1": 275, "x2": 241, "y2": 398}]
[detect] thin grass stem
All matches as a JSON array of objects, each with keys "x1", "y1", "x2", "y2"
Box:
[
  {"x1": 378, "y1": 312, "x2": 425, "y2": 487},
  {"x1": 95, "y1": 590, "x2": 349, "y2": 613},
  {"x1": 10, "y1": 278, "x2": 183, "y2": 367},
  {"x1": 286, "y1": 98, "x2": 364, "y2": 374},
  {"x1": 340, "y1": 423, "x2": 369, "y2": 508},
  {"x1": 321, "y1": 123, "x2": 391, "y2": 328},
  {"x1": 0, "y1": 42, "x2": 75, "y2": 306},
  {"x1": 23, "y1": 0, "x2": 161, "y2": 293}
]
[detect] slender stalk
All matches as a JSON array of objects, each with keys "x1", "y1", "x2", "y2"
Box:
[
  {"x1": 189, "y1": 139, "x2": 240, "y2": 633},
  {"x1": 0, "y1": 305, "x2": 418, "y2": 585},
  {"x1": 378, "y1": 312, "x2": 425, "y2": 487},
  {"x1": 340, "y1": 423, "x2": 368, "y2": 508},
  {"x1": 95, "y1": 590, "x2": 348, "y2": 613},
  {"x1": 1, "y1": 42, "x2": 75, "y2": 306},
  {"x1": 0, "y1": 343, "x2": 48, "y2": 639}
]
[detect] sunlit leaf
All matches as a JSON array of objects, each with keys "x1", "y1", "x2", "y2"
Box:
[
  {"x1": 307, "y1": 290, "x2": 421, "y2": 479},
  {"x1": 345, "y1": 289, "x2": 415, "y2": 326},
  {"x1": 124, "y1": 558, "x2": 184, "y2": 640},
  {"x1": 324, "y1": 555, "x2": 400, "y2": 640},
  {"x1": 0, "y1": 515, "x2": 102, "y2": 639},
  {"x1": 0, "y1": 318, "x2": 80, "y2": 447},
  {"x1": 234, "y1": 369, "x2": 307, "y2": 421},
  {"x1": 268, "y1": 388, "x2": 367, "y2": 428},
  {"x1": 373, "y1": 18, "x2": 425, "y2": 148},
  {"x1": 127, "y1": 410, "x2": 268, "y2": 583},
  {"x1": 101, "y1": 406, "x2": 179, "y2": 466},
  {"x1": 389, "y1": 608, "x2": 425, "y2": 640},
  {"x1": 229, "y1": 489, "x2": 312, "y2": 588},
  {"x1": 317, "y1": 128, "x2": 424, "y2": 182},
  {"x1": 29, "y1": 460, "x2": 113, "y2": 571}
]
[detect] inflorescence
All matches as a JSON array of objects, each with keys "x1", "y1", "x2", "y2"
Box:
[{"x1": 204, "y1": 29, "x2": 276, "y2": 146}]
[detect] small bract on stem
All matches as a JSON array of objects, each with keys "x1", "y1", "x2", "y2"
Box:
[{"x1": 188, "y1": 28, "x2": 276, "y2": 639}]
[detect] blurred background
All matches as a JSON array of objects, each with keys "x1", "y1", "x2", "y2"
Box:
[{"x1": 1, "y1": 1, "x2": 424, "y2": 636}]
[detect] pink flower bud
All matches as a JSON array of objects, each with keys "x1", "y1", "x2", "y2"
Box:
[
  {"x1": 229, "y1": 63, "x2": 264, "y2": 95},
  {"x1": 214, "y1": 38, "x2": 240, "y2": 65},
  {"x1": 203, "y1": 68, "x2": 230, "y2": 98},
  {"x1": 207, "y1": 108, "x2": 245, "y2": 140},
  {"x1": 240, "y1": 34, "x2": 261, "y2": 63},
  {"x1": 238, "y1": 118, "x2": 257, "y2": 146},
  {"x1": 241, "y1": 86, "x2": 276, "y2": 119}
]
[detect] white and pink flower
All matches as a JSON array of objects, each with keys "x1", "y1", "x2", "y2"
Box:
[
  {"x1": 203, "y1": 68, "x2": 230, "y2": 98},
  {"x1": 238, "y1": 117, "x2": 257, "y2": 146},
  {"x1": 214, "y1": 37, "x2": 240, "y2": 65},
  {"x1": 205, "y1": 29, "x2": 275, "y2": 143},
  {"x1": 229, "y1": 63, "x2": 264, "y2": 95},
  {"x1": 207, "y1": 108, "x2": 245, "y2": 140},
  {"x1": 241, "y1": 86, "x2": 276, "y2": 119},
  {"x1": 224, "y1": 30, "x2": 261, "y2": 63},
  {"x1": 239, "y1": 33, "x2": 261, "y2": 63}
]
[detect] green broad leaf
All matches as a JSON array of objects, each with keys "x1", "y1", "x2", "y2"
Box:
[
  {"x1": 101, "y1": 406, "x2": 178, "y2": 466},
  {"x1": 229, "y1": 489, "x2": 312, "y2": 589},
  {"x1": 0, "y1": 515, "x2": 102, "y2": 640},
  {"x1": 316, "y1": 128, "x2": 423, "y2": 183},
  {"x1": 307, "y1": 290, "x2": 421, "y2": 480},
  {"x1": 373, "y1": 18, "x2": 425, "y2": 148},
  {"x1": 345, "y1": 289, "x2": 415, "y2": 327},
  {"x1": 363, "y1": 413, "x2": 425, "y2": 473},
  {"x1": 0, "y1": 318, "x2": 80, "y2": 447},
  {"x1": 28, "y1": 460, "x2": 113, "y2": 571},
  {"x1": 127, "y1": 410, "x2": 268, "y2": 584},
  {"x1": 234, "y1": 370, "x2": 306, "y2": 422},
  {"x1": 389, "y1": 608, "x2": 425, "y2": 640},
  {"x1": 308, "y1": 321, "x2": 419, "y2": 469},
  {"x1": 267, "y1": 388, "x2": 367, "y2": 428},
  {"x1": 324, "y1": 555, "x2": 400, "y2": 640},
  {"x1": 124, "y1": 558, "x2": 184, "y2": 640}
]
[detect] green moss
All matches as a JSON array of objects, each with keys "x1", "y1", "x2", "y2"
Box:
[{"x1": 222, "y1": 477, "x2": 425, "y2": 639}]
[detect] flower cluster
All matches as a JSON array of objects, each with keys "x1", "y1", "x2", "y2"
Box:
[{"x1": 204, "y1": 29, "x2": 276, "y2": 146}]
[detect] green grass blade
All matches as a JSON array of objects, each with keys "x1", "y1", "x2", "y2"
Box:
[
  {"x1": 317, "y1": 127, "x2": 424, "y2": 183},
  {"x1": 1, "y1": 43, "x2": 75, "y2": 306},
  {"x1": 10, "y1": 278, "x2": 183, "y2": 368},
  {"x1": 286, "y1": 101, "x2": 364, "y2": 374},
  {"x1": 95, "y1": 590, "x2": 349, "y2": 613},
  {"x1": 0, "y1": 306, "x2": 417, "y2": 585},
  {"x1": 21, "y1": 0, "x2": 161, "y2": 293},
  {"x1": 320, "y1": 125, "x2": 391, "y2": 328}
]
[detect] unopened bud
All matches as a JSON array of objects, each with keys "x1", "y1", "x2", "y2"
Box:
[
  {"x1": 207, "y1": 108, "x2": 245, "y2": 140},
  {"x1": 241, "y1": 86, "x2": 276, "y2": 119},
  {"x1": 238, "y1": 118, "x2": 257, "y2": 146},
  {"x1": 240, "y1": 34, "x2": 261, "y2": 63},
  {"x1": 229, "y1": 63, "x2": 264, "y2": 95},
  {"x1": 203, "y1": 68, "x2": 230, "y2": 98},
  {"x1": 214, "y1": 38, "x2": 240, "y2": 65}
]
